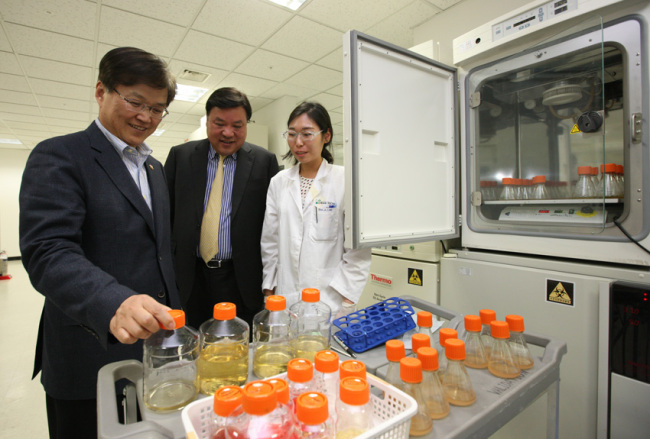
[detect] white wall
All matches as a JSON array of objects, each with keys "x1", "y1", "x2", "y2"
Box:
[
  {"x1": 0, "y1": 148, "x2": 30, "y2": 257},
  {"x1": 253, "y1": 95, "x2": 300, "y2": 169}
]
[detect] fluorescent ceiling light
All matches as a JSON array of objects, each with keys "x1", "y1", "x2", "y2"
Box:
[
  {"x1": 175, "y1": 84, "x2": 209, "y2": 102},
  {"x1": 153, "y1": 129, "x2": 165, "y2": 137},
  {"x1": 266, "y1": 0, "x2": 307, "y2": 11},
  {"x1": 0, "y1": 138, "x2": 22, "y2": 144}
]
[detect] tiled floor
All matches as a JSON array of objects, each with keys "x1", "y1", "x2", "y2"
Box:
[{"x1": 0, "y1": 260, "x2": 48, "y2": 438}]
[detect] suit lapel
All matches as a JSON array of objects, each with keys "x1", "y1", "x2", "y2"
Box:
[
  {"x1": 190, "y1": 140, "x2": 210, "y2": 223},
  {"x1": 146, "y1": 157, "x2": 164, "y2": 239},
  {"x1": 231, "y1": 142, "x2": 254, "y2": 219}
]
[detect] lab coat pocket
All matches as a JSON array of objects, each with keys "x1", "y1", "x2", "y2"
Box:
[{"x1": 310, "y1": 206, "x2": 339, "y2": 241}]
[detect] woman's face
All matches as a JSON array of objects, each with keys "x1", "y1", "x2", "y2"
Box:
[{"x1": 287, "y1": 113, "x2": 331, "y2": 167}]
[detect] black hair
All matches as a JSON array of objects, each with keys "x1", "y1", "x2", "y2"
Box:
[
  {"x1": 98, "y1": 47, "x2": 176, "y2": 105},
  {"x1": 205, "y1": 87, "x2": 252, "y2": 121},
  {"x1": 282, "y1": 101, "x2": 334, "y2": 165}
]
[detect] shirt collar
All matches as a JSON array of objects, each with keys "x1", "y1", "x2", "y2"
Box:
[{"x1": 207, "y1": 144, "x2": 238, "y2": 161}]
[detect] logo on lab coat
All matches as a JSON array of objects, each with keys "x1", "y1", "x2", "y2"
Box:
[
  {"x1": 546, "y1": 279, "x2": 574, "y2": 307},
  {"x1": 408, "y1": 269, "x2": 423, "y2": 286}
]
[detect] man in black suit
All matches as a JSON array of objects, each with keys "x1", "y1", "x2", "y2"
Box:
[
  {"x1": 164, "y1": 87, "x2": 279, "y2": 329},
  {"x1": 19, "y1": 47, "x2": 181, "y2": 439}
]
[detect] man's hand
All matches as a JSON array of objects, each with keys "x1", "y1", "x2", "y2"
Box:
[
  {"x1": 263, "y1": 288, "x2": 275, "y2": 297},
  {"x1": 109, "y1": 295, "x2": 174, "y2": 344}
]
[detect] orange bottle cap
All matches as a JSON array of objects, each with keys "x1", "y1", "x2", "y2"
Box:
[
  {"x1": 213, "y1": 386, "x2": 243, "y2": 417},
  {"x1": 314, "y1": 350, "x2": 339, "y2": 373},
  {"x1": 578, "y1": 166, "x2": 592, "y2": 175},
  {"x1": 464, "y1": 315, "x2": 482, "y2": 332},
  {"x1": 502, "y1": 177, "x2": 513, "y2": 184},
  {"x1": 213, "y1": 302, "x2": 236, "y2": 320},
  {"x1": 386, "y1": 339, "x2": 406, "y2": 362},
  {"x1": 301, "y1": 288, "x2": 320, "y2": 303},
  {"x1": 339, "y1": 377, "x2": 369, "y2": 405},
  {"x1": 266, "y1": 295, "x2": 286, "y2": 311},
  {"x1": 287, "y1": 358, "x2": 313, "y2": 383},
  {"x1": 479, "y1": 309, "x2": 497, "y2": 325},
  {"x1": 532, "y1": 175, "x2": 546, "y2": 184},
  {"x1": 505, "y1": 315, "x2": 525, "y2": 332},
  {"x1": 490, "y1": 320, "x2": 510, "y2": 339},
  {"x1": 617, "y1": 164, "x2": 624, "y2": 173},
  {"x1": 591, "y1": 167, "x2": 598, "y2": 176},
  {"x1": 417, "y1": 311, "x2": 433, "y2": 328},
  {"x1": 339, "y1": 360, "x2": 366, "y2": 379},
  {"x1": 266, "y1": 378, "x2": 290, "y2": 405},
  {"x1": 296, "y1": 392, "x2": 329, "y2": 425},
  {"x1": 160, "y1": 309, "x2": 185, "y2": 330},
  {"x1": 411, "y1": 333, "x2": 431, "y2": 353},
  {"x1": 445, "y1": 338, "x2": 466, "y2": 361},
  {"x1": 416, "y1": 346, "x2": 439, "y2": 371},
  {"x1": 439, "y1": 328, "x2": 458, "y2": 348},
  {"x1": 242, "y1": 381, "x2": 277, "y2": 415},
  {"x1": 400, "y1": 357, "x2": 423, "y2": 383},
  {"x1": 604, "y1": 163, "x2": 617, "y2": 173}
]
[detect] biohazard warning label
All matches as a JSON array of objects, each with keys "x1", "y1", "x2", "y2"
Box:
[
  {"x1": 570, "y1": 124, "x2": 581, "y2": 134},
  {"x1": 408, "y1": 269, "x2": 423, "y2": 286},
  {"x1": 546, "y1": 279, "x2": 574, "y2": 307}
]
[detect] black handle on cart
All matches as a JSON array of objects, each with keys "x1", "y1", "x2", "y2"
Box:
[{"x1": 97, "y1": 360, "x2": 175, "y2": 439}]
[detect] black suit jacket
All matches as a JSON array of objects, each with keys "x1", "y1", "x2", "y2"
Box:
[
  {"x1": 164, "y1": 139, "x2": 279, "y2": 312},
  {"x1": 19, "y1": 122, "x2": 180, "y2": 400}
]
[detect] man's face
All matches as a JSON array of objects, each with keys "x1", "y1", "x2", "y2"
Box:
[
  {"x1": 95, "y1": 81, "x2": 167, "y2": 147},
  {"x1": 206, "y1": 106, "x2": 248, "y2": 156}
]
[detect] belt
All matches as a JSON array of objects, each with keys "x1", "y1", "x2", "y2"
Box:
[{"x1": 203, "y1": 259, "x2": 233, "y2": 269}]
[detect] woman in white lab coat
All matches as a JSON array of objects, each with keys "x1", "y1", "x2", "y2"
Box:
[{"x1": 261, "y1": 102, "x2": 371, "y2": 316}]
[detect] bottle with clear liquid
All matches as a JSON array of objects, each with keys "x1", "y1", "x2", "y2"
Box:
[
  {"x1": 384, "y1": 339, "x2": 406, "y2": 387},
  {"x1": 197, "y1": 302, "x2": 249, "y2": 395},
  {"x1": 463, "y1": 315, "x2": 488, "y2": 369},
  {"x1": 500, "y1": 177, "x2": 517, "y2": 200},
  {"x1": 531, "y1": 175, "x2": 549, "y2": 200},
  {"x1": 287, "y1": 358, "x2": 315, "y2": 405},
  {"x1": 290, "y1": 288, "x2": 332, "y2": 363},
  {"x1": 488, "y1": 321, "x2": 521, "y2": 379},
  {"x1": 441, "y1": 339, "x2": 476, "y2": 406},
  {"x1": 226, "y1": 380, "x2": 297, "y2": 439},
  {"x1": 399, "y1": 358, "x2": 433, "y2": 437},
  {"x1": 411, "y1": 333, "x2": 431, "y2": 357},
  {"x1": 505, "y1": 315, "x2": 534, "y2": 370},
  {"x1": 295, "y1": 391, "x2": 334, "y2": 439},
  {"x1": 252, "y1": 295, "x2": 296, "y2": 378},
  {"x1": 143, "y1": 310, "x2": 199, "y2": 412},
  {"x1": 402, "y1": 310, "x2": 432, "y2": 348},
  {"x1": 340, "y1": 360, "x2": 366, "y2": 380},
  {"x1": 210, "y1": 385, "x2": 243, "y2": 439},
  {"x1": 573, "y1": 166, "x2": 596, "y2": 198},
  {"x1": 479, "y1": 309, "x2": 496, "y2": 357},
  {"x1": 616, "y1": 164, "x2": 625, "y2": 196},
  {"x1": 313, "y1": 350, "x2": 339, "y2": 421},
  {"x1": 603, "y1": 163, "x2": 620, "y2": 198},
  {"x1": 416, "y1": 347, "x2": 449, "y2": 420},
  {"x1": 336, "y1": 377, "x2": 373, "y2": 439},
  {"x1": 436, "y1": 328, "x2": 457, "y2": 374}
]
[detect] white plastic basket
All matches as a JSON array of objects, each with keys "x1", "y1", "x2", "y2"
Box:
[{"x1": 181, "y1": 372, "x2": 417, "y2": 439}]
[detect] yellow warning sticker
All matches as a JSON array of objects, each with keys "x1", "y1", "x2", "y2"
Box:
[
  {"x1": 546, "y1": 279, "x2": 574, "y2": 306},
  {"x1": 408, "y1": 269, "x2": 423, "y2": 286},
  {"x1": 570, "y1": 124, "x2": 581, "y2": 134}
]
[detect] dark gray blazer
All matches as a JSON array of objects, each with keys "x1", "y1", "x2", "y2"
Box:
[
  {"x1": 19, "y1": 122, "x2": 180, "y2": 400},
  {"x1": 164, "y1": 139, "x2": 279, "y2": 312}
]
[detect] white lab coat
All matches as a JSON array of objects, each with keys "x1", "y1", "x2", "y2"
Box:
[{"x1": 261, "y1": 160, "x2": 371, "y2": 314}]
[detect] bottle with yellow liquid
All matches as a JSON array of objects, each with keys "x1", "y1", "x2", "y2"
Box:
[
  {"x1": 335, "y1": 377, "x2": 373, "y2": 439},
  {"x1": 488, "y1": 320, "x2": 521, "y2": 379},
  {"x1": 399, "y1": 357, "x2": 433, "y2": 437},
  {"x1": 441, "y1": 339, "x2": 476, "y2": 407},
  {"x1": 252, "y1": 295, "x2": 296, "y2": 378},
  {"x1": 463, "y1": 315, "x2": 488, "y2": 369},
  {"x1": 505, "y1": 315, "x2": 534, "y2": 370},
  {"x1": 197, "y1": 303, "x2": 249, "y2": 395},
  {"x1": 290, "y1": 288, "x2": 332, "y2": 363},
  {"x1": 416, "y1": 347, "x2": 449, "y2": 420}
]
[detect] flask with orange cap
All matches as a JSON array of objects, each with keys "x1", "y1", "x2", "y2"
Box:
[
  {"x1": 335, "y1": 377, "x2": 373, "y2": 439},
  {"x1": 441, "y1": 339, "x2": 476, "y2": 406},
  {"x1": 252, "y1": 295, "x2": 296, "y2": 378},
  {"x1": 463, "y1": 315, "x2": 488, "y2": 369},
  {"x1": 399, "y1": 357, "x2": 433, "y2": 436},
  {"x1": 210, "y1": 385, "x2": 242, "y2": 439},
  {"x1": 290, "y1": 288, "x2": 332, "y2": 362},
  {"x1": 417, "y1": 347, "x2": 449, "y2": 420},
  {"x1": 488, "y1": 320, "x2": 521, "y2": 379}
]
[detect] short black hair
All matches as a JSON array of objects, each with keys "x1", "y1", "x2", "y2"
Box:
[
  {"x1": 205, "y1": 87, "x2": 252, "y2": 121},
  {"x1": 283, "y1": 101, "x2": 334, "y2": 165},
  {"x1": 98, "y1": 47, "x2": 176, "y2": 106}
]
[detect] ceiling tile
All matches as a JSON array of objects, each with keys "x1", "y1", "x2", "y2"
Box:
[
  {"x1": 367, "y1": 0, "x2": 441, "y2": 48},
  {"x1": 0, "y1": 90, "x2": 38, "y2": 106},
  {"x1": 0, "y1": 102, "x2": 39, "y2": 116},
  {"x1": 101, "y1": 0, "x2": 205, "y2": 27},
  {"x1": 0, "y1": 51, "x2": 22, "y2": 75},
  {"x1": 0, "y1": 0, "x2": 96, "y2": 39},
  {"x1": 327, "y1": 84, "x2": 343, "y2": 97},
  {"x1": 250, "y1": 96, "x2": 274, "y2": 113},
  {"x1": 261, "y1": 16, "x2": 341, "y2": 63},
  {"x1": 0, "y1": 112, "x2": 46, "y2": 124},
  {"x1": 307, "y1": 92, "x2": 343, "y2": 110},
  {"x1": 20, "y1": 56, "x2": 94, "y2": 86},
  {"x1": 166, "y1": 60, "x2": 229, "y2": 90},
  {"x1": 175, "y1": 31, "x2": 255, "y2": 71},
  {"x1": 46, "y1": 118, "x2": 89, "y2": 129},
  {"x1": 98, "y1": 7, "x2": 187, "y2": 57},
  {"x1": 315, "y1": 48, "x2": 343, "y2": 72},
  {"x1": 192, "y1": 0, "x2": 292, "y2": 46},
  {"x1": 0, "y1": 27, "x2": 11, "y2": 52},
  {"x1": 216, "y1": 72, "x2": 278, "y2": 97},
  {"x1": 30, "y1": 80, "x2": 93, "y2": 101},
  {"x1": 5, "y1": 120, "x2": 50, "y2": 131},
  {"x1": 0, "y1": 73, "x2": 30, "y2": 93},
  {"x1": 285, "y1": 64, "x2": 341, "y2": 91},
  {"x1": 0, "y1": 143, "x2": 30, "y2": 151},
  {"x1": 299, "y1": 0, "x2": 414, "y2": 32},
  {"x1": 4, "y1": 23, "x2": 94, "y2": 65},
  {"x1": 41, "y1": 108, "x2": 89, "y2": 122},
  {"x1": 35, "y1": 96, "x2": 91, "y2": 113},
  {"x1": 260, "y1": 82, "x2": 315, "y2": 101},
  {"x1": 424, "y1": 0, "x2": 463, "y2": 10},
  {"x1": 235, "y1": 49, "x2": 309, "y2": 82}
]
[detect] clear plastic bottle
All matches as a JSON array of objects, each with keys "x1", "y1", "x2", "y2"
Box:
[
  {"x1": 210, "y1": 385, "x2": 243, "y2": 439},
  {"x1": 436, "y1": 328, "x2": 458, "y2": 374},
  {"x1": 267, "y1": 377, "x2": 291, "y2": 408},
  {"x1": 399, "y1": 358, "x2": 433, "y2": 437},
  {"x1": 616, "y1": 164, "x2": 625, "y2": 196},
  {"x1": 252, "y1": 295, "x2": 296, "y2": 379},
  {"x1": 500, "y1": 177, "x2": 517, "y2": 200},
  {"x1": 463, "y1": 315, "x2": 488, "y2": 369},
  {"x1": 441, "y1": 339, "x2": 476, "y2": 407},
  {"x1": 531, "y1": 175, "x2": 549, "y2": 200},
  {"x1": 226, "y1": 380, "x2": 297, "y2": 439},
  {"x1": 416, "y1": 347, "x2": 449, "y2": 420},
  {"x1": 143, "y1": 310, "x2": 199, "y2": 412},
  {"x1": 515, "y1": 178, "x2": 527, "y2": 200},
  {"x1": 295, "y1": 391, "x2": 334, "y2": 438},
  {"x1": 384, "y1": 339, "x2": 406, "y2": 387},
  {"x1": 411, "y1": 333, "x2": 431, "y2": 357},
  {"x1": 290, "y1": 288, "x2": 332, "y2": 363},
  {"x1": 339, "y1": 360, "x2": 366, "y2": 380},
  {"x1": 313, "y1": 350, "x2": 339, "y2": 421},
  {"x1": 488, "y1": 321, "x2": 521, "y2": 379},
  {"x1": 590, "y1": 167, "x2": 600, "y2": 196},
  {"x1": 603, "y1": 163, "x2": 619, "y2": 198},
  {"x1": 197, "y1": 302, "x2": 249, "y2": 395},
  {"x1": 336, "y1": 377, "x2": 373, "y2": 439},
  {"x1": 417, "y1": 311, "x2": 433, "y2": 336},
  {"x1": 573, "y1": 166, "x2": 596, "y2": 198},
  {"x1": 479, "y1": 309, "x2": 496, "y2": 357},
  {"x1": 505, "y1": 315, "x2": 534, "y2": 370},
  {"x1": 287, "y1": 358, "x2": 315, "y2": 405}
]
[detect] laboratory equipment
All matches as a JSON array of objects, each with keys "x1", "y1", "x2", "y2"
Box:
[
  {"x1": 505, "y1": 314, "x2": 534, "y2": 370},
  {"x1": 398, "y1": 358, "x2": 432, "y2": 437},
  {"x1": 416, "y1": 347, "x2": 449, "y2": 420},
  {"x1": 252, "y1": 295, "x2": 295, "y2": 378},
  {"x1": 488, "y1": 321, "x2": 521, "y2": 379}
]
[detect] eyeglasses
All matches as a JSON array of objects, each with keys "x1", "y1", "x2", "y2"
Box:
[
  {"x1": 282, "y1": 130, "x2": 324, "y2": 142},
  {"x1": 114, "y1": 90, "x2": 169, "y2": 120}
]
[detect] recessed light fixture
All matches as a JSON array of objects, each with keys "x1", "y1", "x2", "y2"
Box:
[
  {"x1": 153, "y1": 129, "x2": 165, "y2": 137},
  {"x1": 175, "y1": 84, "x2": 209, "y2": 103},
  {"x1": 266, "y1": 0, "x2": 307, "y2": 11},
  {"x1": 0, "y1": 138, "x2": 22, "y2": 144}
]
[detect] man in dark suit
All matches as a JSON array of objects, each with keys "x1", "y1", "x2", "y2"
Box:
[
  {"x1": 165, "y1": 87, "x2": 279, "y2": 329},
  {"x1": 19, "y1": 47, "x2": 181, "y2": 439}
]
